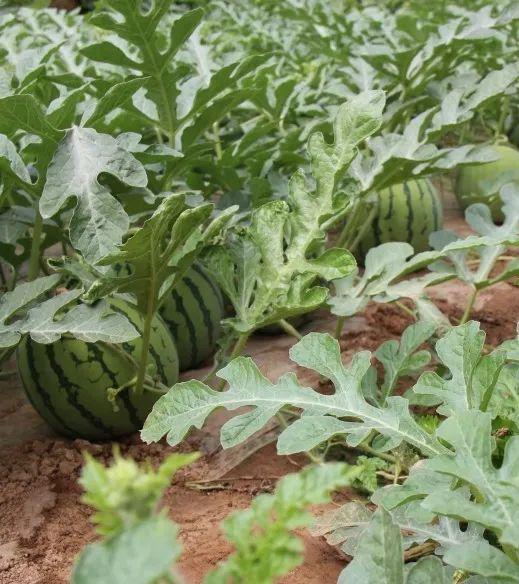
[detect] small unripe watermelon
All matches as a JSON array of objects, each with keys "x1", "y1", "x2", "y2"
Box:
[
  {"x1": 159, "y1": 263, "x2": 224, "y2": 371},
  {"x1": 356, "y1": 178, "x2": 443, "y2": 262},
  {"x1": 455, "y1": 144, "x2": 519, "y2": 222},
  {"x1": 17, "y1": 298, "x2": 179, "y2": 441}
]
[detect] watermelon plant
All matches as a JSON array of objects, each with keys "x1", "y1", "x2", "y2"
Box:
[
  {"x1": 72, "y1": 451, "x2": 354, "y2": 584},
  {"x1": 143, "y1": 321, "x2": 519, "y2": 581},
  {"x1": 330, "y1": 186, "x2": 519, "y2": 338}
]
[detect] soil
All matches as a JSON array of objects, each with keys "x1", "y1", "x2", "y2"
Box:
[{"x1": 1, "y1": 196, "x2": 518, "y2": 584}]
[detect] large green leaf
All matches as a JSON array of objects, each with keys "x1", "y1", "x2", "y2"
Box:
[
  {"x1": 338, "y1": 507, "x2": 404, "y2": 584},
  {"x1": 39, "y1": 126, "x2": 147, "y2": 264},
  {"x1": 413, "y1": 322, "x2": 507, "y2": 415},
  {"x1": 329, "y1": 242, "x2": 451, "y2": 326},
  {"x1": 0, "y1": 289, "x2": 139, "y2": 347},
  {"x1": 87, "y1": 194, "x2": 236, "y2": 317},
  {"x1": 142, "y1": 332, "x2": 446, "y2": 457},
  {"x1": 313, "y1": 499, "x2": 482, "y2": 559},
  {"x1": 205, "y1": 463, "x2": 355, "y2": 583},
  {"x1": 443, "y1": 541, "x2": 519, "y2": 583},
  {"x1": 203, "y1": 91, "x2": 384, "y2": 334},
  {"x1": 423, "y1": 411, "x2": 519, "y2": 549},
  {"x1": 0, "y1": 133, "x2": 30, "y2": 183},
  {"x1": 72, "y1": 516, "x2": 181, "y2": 584},
  {"x1": 0, "y1": 274, "x2": 59, "y2": 347}
]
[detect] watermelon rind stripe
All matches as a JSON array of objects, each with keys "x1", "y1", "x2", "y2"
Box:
[
  {"x1": 191, "y1": 262, "x2": 224, "y2": 312},
  {"x1": 21, "y1": 339, "x2": 76, "y2": 435},
  {"x1": 171, "y1": 288, "x2": 198, "y2": 366},
  {"x1": 184, "y1": 276, "x2": 215, "y2": 344},
  {"x1": 44, "y1": 344, "x2": 113, "y2": 436},
  {"x1": 403, "y1": 181, "x2": 414, "y2": 245}
]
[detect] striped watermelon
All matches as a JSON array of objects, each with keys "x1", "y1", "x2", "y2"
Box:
[
  {"x1": 16, "y1": 298, "x2": 179, "y2": 441},
  {"x1": 159, "y1": 263, "x2": 224, "y2": 371},
  {"x1": 455, "y1": 144, "x2": 519, "y2": 222},
  {"x1": 356, "y1": 179, "x2": 443, "y2": 261}
]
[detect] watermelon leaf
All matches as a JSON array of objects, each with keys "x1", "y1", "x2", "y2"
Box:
[
  {"x1": 413, "y1": 322, "x2": 507, "y2": 415},
  {"x1": 204, "y1": 463, "x2": 355, "y2": 584},
  {"x1": 87, "y1": 194, "x2": 237, "y2": 317},
  {"x1": 367, "y1": 410, "x2": 519, "y2": 580},
  {"x1": 202, "y1": 91, "x2": 383, "y2": 336},
  {"x1": 330, "y1": 195, "x2": 519, "y2": 330},
  {"x1": 328, "y1": 242, "x2": 452, "y2": 326},
  {"x1": 81, "y1": 194, "x2": 236, "y2": 395},
  {"x1": 0, "y1": 286, "x2": 139, "y2": 347},
  {"x1": 83, "y1": 1, "x2": 265, "y2": 154},
  {"x1": 422, "y1": 411, "x2": 519, "y2": 548},
  {"x1": 0, "y1": 133, "x2": 31, "y2": 184},
  {"x1": 39, "y1": 126, "x2": 148, "y2": 264},
  {"x1": 142, "y1": 331, "x2": 446, "y2": 458},
  {"x1": 338, "y1": 507, "x2": 404, "y2": 584},
  {"x1": 375, "y1": 321, "x2": 436, "y2": 406},
  {"x1": 444, "y1": 541, "x2": 519, "y2": 582},
  {"x1": 72, "y1": 516, "x2": 182, "y2": 584},
  {"x1": 0, "y1": 274, "x2": 60, "y2": 348},
  {"x1": 428, "y1": 186, "x2": 519, "y2": 324},
  {"x1": 312, "y1": 499, "x2": 482, "y2": 559},
  {"x1": 72, "y1": 451, "x2": 198, "y2": 584}
]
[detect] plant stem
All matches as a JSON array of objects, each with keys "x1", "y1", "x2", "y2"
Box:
[
  {"x1": 395, "y1": 301, "x2": 417, "y2": 321},
  {"x1": 347, "y1": 202, "x2": 378, "y2": 256},
  {"x1": 356, "y1": 442, "x2": 397, "y2": 465},
  {"x1": 335, "y1": 316, "x2": 346, "y2": 341},
  {"x1": 134, "y1": 298, "x2": 155, "y2": 396},
  {"x1": 212, "y1": 122, "x2": 223, "y2": 160},
  {"x1": 336, "y1": 199, "x2": 362, "y2": 248},
  {"x1": 27, "y1": 208, "x2": 44, "y2": 281},
  {"x1": 278, "y1": 319, "x2": 302, "y2": 340},
  {"x1": 216, "y1": 332, "x2": 250, "y2": 390},
  {"x1": 459, "y1": 287, "x2": 478, "y2": 325}
]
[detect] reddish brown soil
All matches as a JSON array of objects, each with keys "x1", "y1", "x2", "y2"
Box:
[{"x1": 1, "y1": 206, "x2": 518, "y2": 584}]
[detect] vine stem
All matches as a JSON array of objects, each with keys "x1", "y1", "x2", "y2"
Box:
[
  {"x1": 395, "y1": 301, "x2": 417, "y2": 321},
  {"x1": 459, "y1": 287, "x2": 478, "y2": 325},
  {"x1": 336, "y1": 199, "x2": 362, "y2": 248},
  {"x1": 347, "y1": 202, "x2": 379, "y2": 256},
  {"x1": 356, "y1": 442, "x2": 398, "y2": 465},
  {"x1": 134, "y1": 297, "x2": 155, "y2": 396},
  {"x1": 335, "y1": 316, "x2": 346, "y2": 341},
  {"x1": 212, "y1": 122, "x2": 223, "y2": 160},
  {"x1": 278, "y1": 319, "x2": 302, "y2": 340},
  {"x1": 27, "y1": 209, "x2": 44, "y2": 281},
  {"x1": 216, "y1": 332, "x2": 250, "y2": 390}
]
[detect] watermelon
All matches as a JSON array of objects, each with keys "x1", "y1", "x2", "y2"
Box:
[
  {"x1": 17, "y1": 298, "x2": 179, "y2": 441},
  {"x1": 455, "y1": 144, "x2": 519, "y2": 222},
  {"x1": 355, "y1": 179, "x2": 443, "y2": 261},
  {"x1": 159, "y1": 263, "x2": 224, "y2": 371}
]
